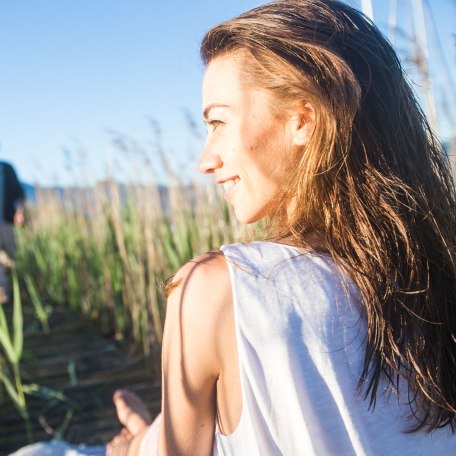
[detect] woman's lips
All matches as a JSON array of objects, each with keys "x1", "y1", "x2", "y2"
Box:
[
  {"x1": 223, "y1": 177, "x2": 240, "y2": 192},
  {"x1": 217, "y1": 176, "x2": 240, "y2": 200}
]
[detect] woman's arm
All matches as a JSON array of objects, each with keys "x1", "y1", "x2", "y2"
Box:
[
  {"x1": 156, "y1": 253, "x2": 231, "y2": 455},
  {"x1": 107, "y1": 253, "x2": 231, "y2": 456}
]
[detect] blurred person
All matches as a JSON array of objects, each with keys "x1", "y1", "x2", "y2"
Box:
[
  {"x1": 106, "y1": 1, "x2": 456, "y2": 455},
  {"x1": 0, "y1": 160, "x2": 25, "y2": 303}
]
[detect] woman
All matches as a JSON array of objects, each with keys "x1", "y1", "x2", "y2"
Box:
[{"x1": 107, "y1": 0, "x2": 456, "y2": 454}]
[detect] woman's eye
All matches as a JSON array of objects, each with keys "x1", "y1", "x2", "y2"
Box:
[{"x1": 208, "y1": 120, "x2": 224, "y2": 131}]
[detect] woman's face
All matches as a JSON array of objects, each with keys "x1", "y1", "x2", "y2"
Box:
[{"x1": 199, "y1": 54, "x2": 301, "y2": 224}]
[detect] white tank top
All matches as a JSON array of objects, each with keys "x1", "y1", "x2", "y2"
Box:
[{"x1": 213, "y1": 241, "x2": 455, "y2": 456}]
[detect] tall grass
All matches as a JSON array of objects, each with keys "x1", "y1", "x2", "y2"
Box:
[
  {"x1": 16, "y1": 177, "x2": 254, "y2": 355},
  {"x1": 0, "y1": 267, "x2": 77, "y2": 442},
  {"x1": 0, "y1": 268, "x2": 33, "y2": 442}
]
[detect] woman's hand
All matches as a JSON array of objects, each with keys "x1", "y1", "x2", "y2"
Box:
[
  {"x1": 107, "y1": 389, "x2": 153, "y2": 456},
  {"x1": 106, "y1": 428, "x2": 132, "y2": 456},
  {"x1": 13, "y1": 204, "x2": 25, "y2": 227}
]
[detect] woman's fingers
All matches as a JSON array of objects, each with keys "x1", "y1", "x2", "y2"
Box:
[{"x1": 106, "y1": 428, "x2": 132, "y2": 456}]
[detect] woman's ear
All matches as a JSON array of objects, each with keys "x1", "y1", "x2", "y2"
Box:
[{"x1": 289, "y1": 101, "x2": 315, "y2": 146}]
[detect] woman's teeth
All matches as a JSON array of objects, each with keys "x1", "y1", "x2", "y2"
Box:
[{"x1": 223, "y1": 178, "x2": 240, "y2": 191}]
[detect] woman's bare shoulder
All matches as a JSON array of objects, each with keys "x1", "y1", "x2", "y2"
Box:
[
  {"x1": 166, "y1": 251, "x2": 232, "y2": 336},
  {"x1": 171, "y1": 251, "x2": 232, "y2": 308},
  {"x1": 164, "y1": 251, "x2": 233, "y2": 378}
]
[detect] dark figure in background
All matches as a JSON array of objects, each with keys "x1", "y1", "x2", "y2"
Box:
[{"x1": 0, "y1": 161, "x2": 25, "y2": 303}]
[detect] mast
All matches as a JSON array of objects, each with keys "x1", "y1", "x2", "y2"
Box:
[
  {"x1": 360, "y1": 0, "x2": 374, "y2": 21},
  {"x1": 388, "y1": 0, "x2": 398, "y2": 46},
  {"x1": 411, "y1": 0, "x2": 438, "y2": 131}
]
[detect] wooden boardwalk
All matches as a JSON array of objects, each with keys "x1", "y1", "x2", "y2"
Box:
[{"x1": 0, "y1": 309, "x2": 162, "y2": 455}]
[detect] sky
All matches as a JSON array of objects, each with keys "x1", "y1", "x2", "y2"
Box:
[{"x1": 1, "y1": 0, "x2": 455, "y2": 186}]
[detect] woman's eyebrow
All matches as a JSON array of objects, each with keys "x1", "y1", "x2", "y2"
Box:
[{"x1": 202, "y1": 103, "x2": 230, "y2": 120}]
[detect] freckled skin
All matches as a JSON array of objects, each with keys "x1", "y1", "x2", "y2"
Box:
[{"x1": 199, "y1": 55, "x2": 299, "y2": 224}]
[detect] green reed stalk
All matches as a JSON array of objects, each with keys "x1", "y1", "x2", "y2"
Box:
[
  {"x1": 0, "y1": 268, "x2": 33, "y2": 442},
  {"x1": 24, "y1": 274, "x2": 50, "y2": 334},
  {"x1": 16, "y1": 173, "x2": 255, "y2": 354}
]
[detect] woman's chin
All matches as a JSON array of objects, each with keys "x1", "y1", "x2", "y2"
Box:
[{"x1": 233, "y1": 207, "x2": 267, "y2": 225}]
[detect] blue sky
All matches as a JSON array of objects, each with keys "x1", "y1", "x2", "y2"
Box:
[{"x1": 1, "y1": 0, "x2": 455, "y2": 186}]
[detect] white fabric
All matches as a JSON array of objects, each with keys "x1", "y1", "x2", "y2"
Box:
[
  {"x1": 10, "y1": 416, "x2": 162, "y2": 456},
  {"x1": 139, "y1": 414, "x2": 161, "y2": 456},
  {"x1": 213, "y1": 241, "x2": 455, "y2": 456},
  {"x1": 9, "y1": 441, "x2": 105, "y2": 456}
]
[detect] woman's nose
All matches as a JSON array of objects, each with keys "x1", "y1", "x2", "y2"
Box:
[{"x1": 198, "y1": 145, "x2": 223, "y2": 174}]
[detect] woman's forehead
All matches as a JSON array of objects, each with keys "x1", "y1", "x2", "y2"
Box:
[
  {"x1": 202, "y1": 56, "x2": 245, "y2": 107},
  {"x1": 204, "y1": 56, "x2": 243, "y2": 89}
]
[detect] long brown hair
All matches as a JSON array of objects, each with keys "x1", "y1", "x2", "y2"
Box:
[{"x1": 201, "y1": 0, "x2": 456, "y2": 432}]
